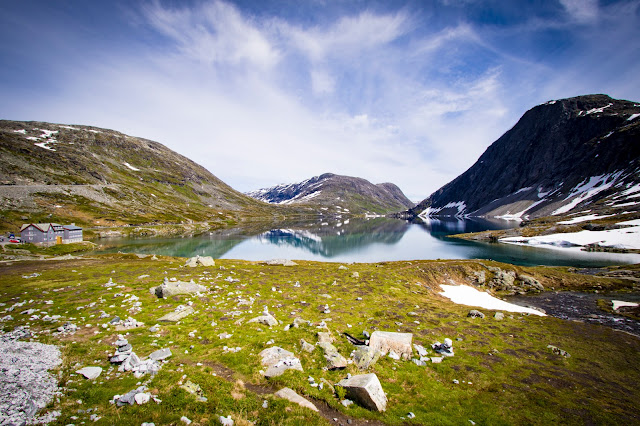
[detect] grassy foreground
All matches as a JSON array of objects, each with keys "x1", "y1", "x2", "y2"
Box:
[{"x1": 1, "y1": 255, "x2": 639, "y2": 425}]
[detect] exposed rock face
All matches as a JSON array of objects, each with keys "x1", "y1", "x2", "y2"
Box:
[
  {"x1": 368, "y1": 331, "x2": 413, "y2": 360},
  {"x1": 485, "y1": 267, "x2": 544, "y2": 294},
  {"x1": 337, "y1": 373, "x2": 387, "y2": 412},
  {"x1": 409, "y1": 95, "x2": 640, "y2": 219},
  {"x1": 246, "y1": 173, "x2": 414, "y2": 214},
  {"x1": 274, "y1": 387, "x2": 318, "y2": 412}
]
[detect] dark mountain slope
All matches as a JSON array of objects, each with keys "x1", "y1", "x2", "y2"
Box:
[{"x1": 409, "y1": 94, "x2": 640, "y2": 219}]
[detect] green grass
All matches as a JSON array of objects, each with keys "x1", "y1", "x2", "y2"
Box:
[{"x1": 1, "y1": 256, "x2": 639, "y2": 425}]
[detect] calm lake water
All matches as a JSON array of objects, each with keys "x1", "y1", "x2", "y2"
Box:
[{"x1": 95, "y1": 216, "x2": 640, "y2": 267}]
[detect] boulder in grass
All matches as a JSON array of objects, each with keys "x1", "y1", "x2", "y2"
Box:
[
  {"x1": 247, "y1": 314, "x2": 279, "y2": 327},
  {"x1": 353, "y1": 346, "x2": 381, "y2": 370},
  {"x1": 274, "y1": 387, "x2": 319, "y2": 412},
  {"x1": 158, "y1": 305, "x2": 194, "y2": 322},
  {"x1": 468, "y1": 310, "x2": 485, "y2": 319},
  {"x1": 264, "y1": 259, "x2": 297, "y2": 266},
  {"x1": 185, "y1": 255, "x2": 215, "y2": 268},
  {"x1": 259, "y1": 346, "x2": 303, "y2": 378},
  {"x1": 153, "y1": 278, "x2": 207, "y2": 298},
  {"x1": 76, "y1": 366, "x2": 102, "y2": 380},
  {"x1": 148, "y1": 348, "x2": 172, "y2": 361},
  {"x1": 368, "y1": 331, "x2": 413, "y2": 360},
  {"x1": 317, "y1": 342, "x2": 348, "y2": 370},
  {"x1": 337, "y1": 373, "x2": 387, "y2": 412}
]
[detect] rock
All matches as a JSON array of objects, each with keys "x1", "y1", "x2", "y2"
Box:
[
  {"x1": 259, "y1": 347, "x2": 303, "y2": 378},
  {"x1": 153, "y1": 278, "x2": 207, "y2": 298},
  {"x1": 488, "y1": 268, "x2": 516, "y2": 291},
  {"x1": 369, "y1": 331, "x2": 413, "y2": 360},
  {"x1": 247, "y1": 314, "x2": 279, "y2": 327},
  {"x1": 274, "y1": 387, "x2": 319, "y2": 412},
  {"x1": 353, "y1": 346, "x2": 381, "y2": 369},
  {"x1": 352, "y1": 272, "x2": 360, "y2": 278},
  {"x1": 431, "y1": 357, "x2": 443, "y2": 363},
  {"x1": 547, "y1": 345, "x2": 571, "y2": 358},
  {"x1": 265, "y1": 259, "x2": 297, "y2": 266},
  {"x1": 148, "y1": 348, "x2": 172, "y2": 361},
  {"x1": 185, "y1": 255, "x2": 215, "y2": 268},
  {"x1": 412, "y1": 358, "x2": 426, "y2": 366},
  {"x1": 219, "y1": 415, "x2": 234, "y2": 425},
  {"x1": 158, "y1": 305, "x2": 194, "y2": 322},
  {"x1": 341, "y1": 399, "x2": 354, "y2": 407},
  {"x1": 518, "y1": 274, "x2": 544, "y2": 292},
  {"x1": 432, "y1": 340, "x2": 454, "y2": 357},
  {"x1": 76, "y1": 366, "x2": 102, "y2": 380},
  {"x1": 494, "y1": 312, "x2": 505, "y2": 320},
  {"x1": 413, "y1": 344, "x2": 428, "y2": 357},
  {"x1": 134, "y1": 392, "x2": 151, "y2": 405},
  {"x1": 317, "y1": 342, "x2": 348, "y2": 370},
  {"x1": 337, "y1": 373, "x2": 387, "y2": 412},
  {"x1": 317, "y1": 331, "x2": 334, "y2": 344},
  {"x1": 467, "y1": 310, "x2": 485, "y2": 319},
  {"x1": 300, "y1": 339, "x2": 315, "y2": 353},
  {"x1": 181, "y1": 416, "x2": 192, "y2": 425}
]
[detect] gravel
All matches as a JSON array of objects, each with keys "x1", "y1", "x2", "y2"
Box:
[{"x1": 0, "y1": 327, "x2": 61, "y2": 425}]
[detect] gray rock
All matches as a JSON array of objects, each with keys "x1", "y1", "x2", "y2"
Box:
[
  {"x1": 259, "y1": 347, "x2": 303, "y2": 378},
  {"x1": 76, "y1": 366, "x2": 102, "y2": 380},
  {"x1": 467, "y1": 310, "x2": 485, "y2": 319},
  {"x1": 353, "y1": 346, "x2": 381, "y2": 370},
  {"x1": 264, "y1": 259, "x2": 297, "y2": 266},
  {"x1": 317, "y1": 342, "x2": 348, "y2": 370},
  {"x1": 219, "y1": 415, "x2": 234, "y2": 425},
  {"x1": 518, "y1": 274, "x2": 544, "y2": 292},
  {"x1": 158, "y1": 305, "x2": 194, "y2": 322},
  {"x1": 300, "y1": 339, "x2": 315, "y2": 353},
  {"x1": 247, "y1": 314, "x2": 279, "y2": 327},
  {"x1": 148, "y1": 348, "x2": 172, "y2": 361},
  {"x1": 337, "y1": 373, "x2": 387, "y2": 412},
  {"x1": 185, "y1": 255, "x2": 215, "y2": 268},
  {"x1": 317, "y1": 331, "x2": 334, "y2": 344},
  {"x1": 369, "y1": 331, "x2": 413, "y2": 360},
  {"x1": 494, "y1": 312, "x2": 505, "y2": 320},
  {"x1": 153, "y1": 279, "x2": 207, "y2": 298},
  {"x1": 274, "y1": 387, "x2": 319, "y2": 412},
  {"x1": 547, "y1": 345, "x2": 571, "y2": 358}
]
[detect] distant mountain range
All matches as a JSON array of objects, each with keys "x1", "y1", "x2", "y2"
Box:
[
  {"x1": 246, "y1": 173, "x2": 414, "y2": 215},
  {"x1": 409, "y1": 94, "x2": 640, "y2": 220}
]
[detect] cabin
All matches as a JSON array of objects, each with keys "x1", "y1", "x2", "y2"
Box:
[{"x1": 20, "y1": 223, "x2": 83, "y2": 245}]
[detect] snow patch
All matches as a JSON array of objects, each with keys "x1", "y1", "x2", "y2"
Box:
[
  {"x1": 551, "y1": 172, "x2": 623, "y2": 215},
  {"x1": 612, "y1": 300, "x2": 638, "y2": 310},
  {"x1": 439, "y1": 284, "x2": 545, "y2": 316},
  {"x1": 627, "y1": 113, "x2": 640, "y2": 121},
  {"x1": 13, "y1": 129, "x2": 26, "y2": 134},
  {"x1": 557, "y1": 214, "x2": 614, "y2": 225},
  {"x1": 123, "y1": 162, "x2": 140, "y2": 171},
  {"x1": 585, "y1": 103, "x2": 612, "y2": 115}
]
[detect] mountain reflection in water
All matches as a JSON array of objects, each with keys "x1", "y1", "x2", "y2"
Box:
[{"x1": 96, "y1": 216, "x2": 640, "y2": 267}]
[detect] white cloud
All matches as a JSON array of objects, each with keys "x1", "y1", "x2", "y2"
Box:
[
  {"x1": 310, "y1": 69, "x2": 335, "y2": 95},
  {"x1": 559, "y1": 0, "x2": 599, "y2": 23}
]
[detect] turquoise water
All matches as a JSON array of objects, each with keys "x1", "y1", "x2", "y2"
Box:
[{"x1": 95, "y1": 217, "x2": 640, "y2": 267}]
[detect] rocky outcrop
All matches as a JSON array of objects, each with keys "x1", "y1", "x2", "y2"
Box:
[{"x1": 259, "y1": 347, "x2": 303, "y2": 378}]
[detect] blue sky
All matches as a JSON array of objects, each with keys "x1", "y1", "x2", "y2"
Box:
[{"x1": 1, "y1": 0, "x2": 639, "y2": 201}]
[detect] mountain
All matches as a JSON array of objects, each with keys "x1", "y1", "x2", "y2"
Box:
[
  {"x1": 409, "y1": 94, "x2": 640, "y2": 220},
  {"x1": 0, "y1": 120, "x2": 287, "y2": 232},
  {"x1": 246, "y1": 173, "x2": 414, "y2": 214}
]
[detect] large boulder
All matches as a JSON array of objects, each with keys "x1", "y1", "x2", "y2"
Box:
[
  {"x1": 247, "y1": 314, "x2": 279, "y2": 327},
  {"x1": 184, "y1": 255, "x2": 215, "y2": 267},
  {"x1": 259, "y1": 347, "x2": 303, "y2": 378},
  {"x1": 274, "y1": 388, "x2": 318, "y2": 412},
  {"x1": 353, "y1": 346, "x2": 381, "y2": 370},
  {"x1": 368, "y1": 331, "x2": 413, "y2": 360},
  {"x1": 337, "y1": 373, "x2": 387, "y2": 412},
  {"x1": 153, "y1": 278, "x2": 207, "y2": 298}
]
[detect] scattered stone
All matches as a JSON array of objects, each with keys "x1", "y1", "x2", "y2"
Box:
[
  {"x1": 219, "y1": 415, "x2": 234, "y2": 425},
  {"x1": 353, "y1": 346, "x2": 381, "y2": 370},
  {"x1": 337, "y1": 373, "x2": 387, "y2": 412},
  {"x1": 185, "y1": 255, "x2": 215, "y2": 267},
  {"x1": 148, "y1": 348, "x2": 172, "y2": 361},
  {"x1": 413, "y1": 344, "x2": 428, "y2": 357},
  {"x1": 181, "y1": 416, "x2": 192, "y2": 425},
  {"x1": 408, "y1": 412, "x2": 416, "y2": 419},
  {"x1": 264, "y1": 259, "x2": 297, "y2": 266},
  {"x1": 432, "y1": 339, "x2": 454, "y2": 357},
  {"x1": 467, "y1": 310, "x2": 485, "y2": 319},
  {"x1": 300, "y1": 339, "x2": 315, "y2": 353},
  {"x1": 547, "y1": 345, "x2": 571, "y2": 358},
  {"x1": 274, "y1": 387, "x2": 319, "y2": 412},
  {"x1": 158, "y1": 305, "x2": 194, "y2": 322},
  {"x1": 352, "y1": 272, "x2": 360, "y2": 278},
  {"x1": 317, "y1": 331, "x2": 334, "y2": 344},
  {"x1": 341, "y1": 399, "x2": 354, "y2": 407},
  {"x1": 369, "y1": 331, "x2": 413, "y2": 360},
  {"x1": 76, "y1": 366, "x2": 102, "y2": 380},
  {"x1": 259, "y1": 347, "x2": 303, "y2": 378},
  {"x1": 412, "y1": 358, "x2": 427, "y2": 366},
  {"x1": 318, "y1": 342, "x2": 348, "y2": 370},
  {"x1": 153, "y1": 278, "x2": 207, "y2": 298},
  {"x1": 494, "y1": 312, "x2": 505, "y2": 320},
  {"x1": 134, "y1": 392, "x2": 151, "y2": 405},
  {"x1": 114, "y1": 386, "x2": 147, "y2": 406},
  {"x1": 247, "y1": 314, "x2": 279, "y2": 327},
  {"x1": 430, "y1": 357, "x2": 443, "y2": 363}
]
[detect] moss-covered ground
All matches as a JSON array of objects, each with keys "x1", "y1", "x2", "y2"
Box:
[{"x1": 1, "y1": 256, "x2": 639, "y2": 425}]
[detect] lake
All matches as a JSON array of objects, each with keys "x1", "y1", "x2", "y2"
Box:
[{"x1": 95, "y1": 216, "x2": 640, "y2": 267}]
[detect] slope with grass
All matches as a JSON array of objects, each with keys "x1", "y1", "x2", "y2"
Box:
[{"x1": 1, "y1": 255, "x2": 639, "y2": 425}]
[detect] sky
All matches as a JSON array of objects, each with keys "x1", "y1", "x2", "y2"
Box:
[{"x1": 1, "y1": 0, "x2": 639, "y2": 202}]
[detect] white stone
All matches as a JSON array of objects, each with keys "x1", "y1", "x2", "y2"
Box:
[
  {"x1": 274, "y1": 387, "x2": 318, "y2": 412},
  {"x1": 337, "y1": 373, "x2": 387, "y2": 412},
  {"x1": 76, "y1": 366, "x2": 102, "y2": 380},
  {"x1": 369, "y1": 331, "x2": 413, "y2": 360}
]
